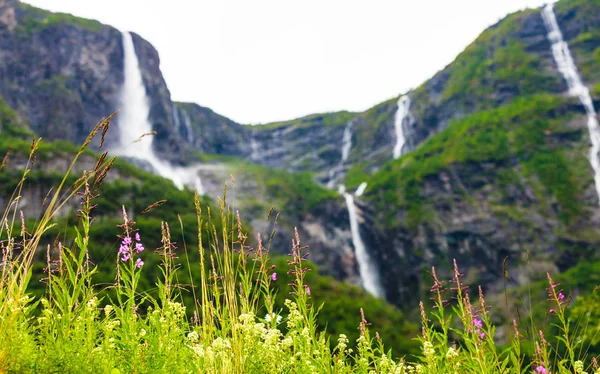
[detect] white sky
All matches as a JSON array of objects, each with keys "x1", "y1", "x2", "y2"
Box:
[{"x1": 24, "y1": 0, "x2": 549, "y2": 124}]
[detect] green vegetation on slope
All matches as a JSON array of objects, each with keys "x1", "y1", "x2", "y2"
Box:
[
  {"x1": 441, "y1": 9, "x2": 559, "y2": 107},
  {"x1": 253, "y1": 111, "x2": 356, "y2": 131},
  {"x1": 229, "y1": 161, "x2": 339, "y2": 213},
  {"x1": 16, "y1": 2, "x2": 104, "y2": 34},
  {"x1": 367, "y1": 95, "x2": 588, "y2": 228}
]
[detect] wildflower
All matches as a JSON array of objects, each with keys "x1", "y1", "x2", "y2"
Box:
[
  {"x1": 265, "y1": 313, "x2": 282, "y2": 324},
  {"x1": 446, "y1": 347, "x2": 459, "y2": 360},
  {"x1": 305, "y1": 285, "x2": 311, "y2": 296},
  {"x1": 122, "y1": 253, "x2": 131, "y2": 262},
  {"x1": 473, "y1": 317, "x2": 483, "y2": 328},
  {"x1": 135, "y1": 242, "x2": 144, "y2": 253},
  {"x1": 558, "y1": 291, "x2": 565, "y2": 300},
  {"x1": 135, "y1": 232, "x2": 141, "y2": 242},
  {"x1": 119, "y1": 244, "x2": 128, "y2": 255},
  {"x1": 535, "y1": 365, "x2": 548, "y2": 374},
  {"x1": 135, "y1": 258, "x2": 144, "y2": 268},
  {"x1": 479, "y1": 332, "x2": 486, "y2": 339},
  {"x1": 271, "y1": 272, "x2": 277, "y2": 281},
  {"x1": 549, "y1": 309, "x2": 555, "y2": 314},
  {"x1": 422, "y1": 341, "x2": 435, "y2": 359},
  {"x1": 122, "y1": 237, "x2": 132, "y2": 246},
  {"x1": 187, "y1": 331, "x2": 200, "y2": 342}
]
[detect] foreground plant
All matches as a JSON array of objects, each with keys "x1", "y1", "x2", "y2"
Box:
[{"x1": 1, "y1": 121, "x2": 599, "y2": 373}]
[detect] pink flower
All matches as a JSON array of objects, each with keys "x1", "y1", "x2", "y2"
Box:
[
  {"x1": 535, "y1": 365, "x2": 548, "y2": 374},
  {"x1": 305, "y1": 285, "x2": 311, "y2": 296},
  {"x1": 135, "y1": 242, "x2": 144, "y2": 253},
  {"x1": 271, "y1": 272, "x2": 277, "y2": 281},
  {"x1": 122, "y1": 237, "x2": 132, "y2": 246},
  {"x1": 550, "y1": 309, "x2": 555, "y2": 314},
  {"x1": 135, "y1": 233, "x2": 141, "y2": 242},
  {"x1": 558, "y1": 291, "x2": 565, "y2": 300},
  {"x1": 135, "y1": 258, "x2": 144, "y2": 268},
  {"x1": 473, "y1": 317, "x2": 483, "y2": 328},
  {"x1": 119, "y1": 245, "x2": 128, "y2": 255},
  {"x1": 121, "y1": 253, "x2": 131, "y2": 262},
  {"x1": 479, "y1": 332, "x2": 486, "y2": 339}
]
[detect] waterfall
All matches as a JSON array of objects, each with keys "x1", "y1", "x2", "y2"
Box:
[
  {"x1": 542, "y1": 4, "x2": 600, "y2": 203},
  {"x1": 180, "y1": 108, "x2": 194, "y2": 144},
  {"x1": 355, "y1": 182, "x2": 367, "y2": 197},
  {"x1": 116, "y1": 31, "x2": 203, "y2": 193},
  {"x1": 172, "y1": 104, "x2": 193, "y2": 145},
  {"x1": 326, "y1": 120, "x2": 354, "y2": 188},
  {"x1": 339, "y1": 184, "x2": 384, "y2": 298},
  {"x1": 393, "y1": 95, "x2": 411, "y2": 159},
  {"x1": 341, "y1": 120, "x2": 353, "y2": 162}
]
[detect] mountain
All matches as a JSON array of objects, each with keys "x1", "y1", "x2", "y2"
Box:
[{"x1": 1, "y1": 0, "x2": 600, "y2": 314}]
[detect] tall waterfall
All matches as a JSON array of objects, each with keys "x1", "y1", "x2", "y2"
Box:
[
  {"x1": 117, "y1": 31, "x2": 203, "y2": 194},
  {"x1": 339, "y1": 184, "x2": 384, "y2": 298},
  {"x1": 172, "y1": 104, "x2": 194, "y2": 145},
  {"x1": 341, "y1": 120, "x2": 353, "y2": 162},
  {"x1": 326, "y1": 120, "x2": 354, "y2": 188},
  {"x1": 355, "y1": 182, "x2": 367, "y2": 197},
  {"x1": 542, "y1": 4, "x2": 600, "y2": 203},
  {"x1": 180, "y1": 107, "x2": 194, "y2": 145},
  {"x1": 393, "y1": 95, "x2": 411, "y2": 159}
]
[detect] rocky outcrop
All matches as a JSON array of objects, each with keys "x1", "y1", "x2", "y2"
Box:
[
  {"x1": 0, "y1": 1, "x2": 189, "y2": 161},
  {"x1": 0, "y1": 0, "x2": 124, "y2": 147},
  {"x1": 174, "y1": 102, "x2": 251, "y2": 160}
]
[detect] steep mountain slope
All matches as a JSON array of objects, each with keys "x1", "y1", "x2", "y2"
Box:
[
  {"x1": 0, "y1": 0, "x2": 189, "y2": 161},
  {"x1": 0, "y1": 0, "x2": 362, "y2": 285},
  {"x1": 358, "y1": 0, "x2": 600, "y2": 306}
]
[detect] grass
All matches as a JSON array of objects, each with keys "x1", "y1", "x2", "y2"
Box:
[{"x1": 1, "y1": 115, "x2": 600, "y2": 373}]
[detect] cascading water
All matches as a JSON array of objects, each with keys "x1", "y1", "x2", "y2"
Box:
[
  {"x1": 173, "y1": 104, "x2": 193, "y2": 145},
  {"x1": 326, "y1": 120, "x2": 354, "y2": 188},
  {"x1": 339, "y1": 184, "x2": 384, "y2": 298},
  {"x1": 393, "y1": 95, "x2": 411, "y2": 159},
  {"x1": 325, "y1": 119, "x2": 383, "y2": 296},
  {"x1": 180, "y1": 108, "x2": 194, "y2": 145},
  {"x1": 117, "y1": 31, "x2": 203, "y2": 193},
  {"x1": 355, "y1": 182, "x2": 367, "y2": 197},
  {"x1": 542, "y1": 4, "x2": 600, "y2": 203},
  {"x1": 341, "y1": 120, "x2": 353, "y2": 163}
]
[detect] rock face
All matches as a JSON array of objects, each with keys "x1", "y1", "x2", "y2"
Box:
[
  {"x1": 0, "y1": 0, "x2": 187, "y2": 161},
  {"x1": 174, "y1": 102, "x2": 251, "y2": 160},
  {"x1": 0, "y1": 0, "x2": 123, "y2": 147}
]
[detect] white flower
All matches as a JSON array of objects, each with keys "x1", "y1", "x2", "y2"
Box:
[{"x1": 265, "y1": 313, "x2": 282, "y2": 324}]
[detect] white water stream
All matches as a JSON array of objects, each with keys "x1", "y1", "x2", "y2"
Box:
[
  {"x1": 393, "y1": 95, "x2": 411, "y2": 159},
  {"x1": 542, "y1": 4, "x2": 600, "y2": 203},
  {"x1": 341, "y1": 120, "x2": 353, "y2": 162},
  {"x1": 339, "y1": 184, "x2": 384, "y2": 298},
  {"x1": 116, "y1": 31, "x2": 204, "y2": 194}
]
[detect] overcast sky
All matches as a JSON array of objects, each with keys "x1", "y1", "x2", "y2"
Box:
[{"x1": 25, "y1": 0, "x2": 549, "y2": 124}]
